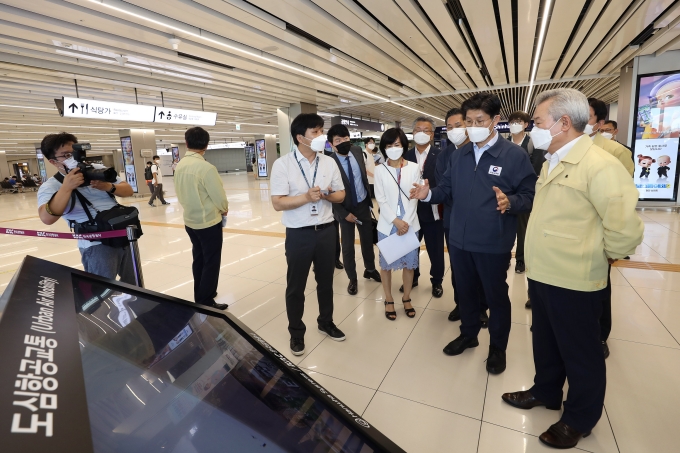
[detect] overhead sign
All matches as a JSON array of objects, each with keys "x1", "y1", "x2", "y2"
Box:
[
  {"x1": 62, "y1": 97, "x2": 154, "y2": 122},
  {"x1": 349, "y1": 132, "x2": 362, "y2": 139},
  {"x1": 331, "y1": 116, "x2": 385, "y2": 132},
  {"x1": 154, "y1": 108, "x2": 217, "y2": 126},
  {"x1": 207, "y1": 142, "x2": 246, "y2": 150},
  {"x1": 59, "y1": 97, "x2": 217, "y2": 126}
]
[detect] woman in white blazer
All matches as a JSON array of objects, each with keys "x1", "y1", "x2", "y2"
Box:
[{"x1": 374, "y1": 128, "x2": 420, "y2": 321}]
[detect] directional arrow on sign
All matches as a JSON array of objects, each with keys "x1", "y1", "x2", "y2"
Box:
[
  {"x1": 69, "y1": 103, "x2": 78, "y2": 113},
  {"x1": 158, "y1": 111, "x2": 165, "y2": 119}
]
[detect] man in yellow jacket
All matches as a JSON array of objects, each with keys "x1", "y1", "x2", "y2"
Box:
[
  {"x1": 501, "y1": 89, "x2": 643, "y2": 450},
  {"x1": 587, "y1": 98, "x2": 635, "y2": 176},
  {"x1": 587, "y1": 97, "x2": 635, "y2": 358},
  {"x1": 175, "y1": 127, "x2": 229, "y2": 310}
]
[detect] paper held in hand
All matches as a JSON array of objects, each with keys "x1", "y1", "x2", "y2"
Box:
[{"x1": 376, "y1": 227, "x2": 421, "y2": 265}]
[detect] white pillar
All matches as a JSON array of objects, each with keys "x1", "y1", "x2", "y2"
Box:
[{"x1": 277, "y1": 102, "x2": 317, "y2": 157}]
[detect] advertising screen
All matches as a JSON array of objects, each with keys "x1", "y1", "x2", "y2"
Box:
[
  {"x1": 119, "y1": 136, "x2": 138, "y2": 193},
  {"x1": 171, "y1": 146, "x2": 180, "y2": 163},
  {"x1": 632, "y1": 71, "x2": 680, "y2": 201},
  {"x1": 36, "y1": 148, "x2": 48, "y2": 181},
  {"x1": 256, "y1": 139, "x2": 268, "y2": 177}
]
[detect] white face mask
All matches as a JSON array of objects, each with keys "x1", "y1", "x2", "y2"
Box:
[
  {"x1": 447, "y1": 128, "x2": 467, "y2": 146},
  {"x1": 467, "y1": 123, "x2": 494, "y2": 143},
  {"x1": 530, "y1": 118, "x2": 564, "y2": 150},
  {"x1": 62, "y1": 157, "x2": 79, "y2": 171},
  {"x1": 509, "y1": 123, "x2": 525, "y2": 135},
  {"x1": 600, "y1": 132, "x2": 613, "y2": 140},
  {"x1": 584, "y1": 123, "x2": 595, "y2": 135},
  {"x1": 413, "y1": 132, "x2": 431, "y2": 146},
  {"x1": 386, "y1": 147, "x2": 403, "y2": 161},
  {"x1": 366, "y1": 143, "x2": 375, "y2": 151},
  {"x1": 302, "y1": 134, "x2": 327, "y2": 152}
]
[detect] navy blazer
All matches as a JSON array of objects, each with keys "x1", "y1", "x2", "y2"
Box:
[
  {"x1": 435, "y1": 144, "x2": 456, "y2": 230},
  {"x1": 326, "y1": 145, "x2": 370, "y2": 220},
  {"x1": 405, "y1": 146, "x2": 442, "y2": 223},
  {"x1": 429, "y1": 137, "x2": 536, "y2": 254}
]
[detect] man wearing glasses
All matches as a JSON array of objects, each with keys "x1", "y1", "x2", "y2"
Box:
[
  {"x1": 402, "y1": 116, "x2": 446, "y2": 298},
  {"x1": 37, "y1": 133, "x2": 136, "y2": 283},
  {"x1": 412, "y1": 93, "x2": 536, "y2": 374}
]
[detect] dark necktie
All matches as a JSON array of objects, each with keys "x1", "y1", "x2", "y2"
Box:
[{"x1": 345, "y1": 156, "x2": 358, "y2": 207}]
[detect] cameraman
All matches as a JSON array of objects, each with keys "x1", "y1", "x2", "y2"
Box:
[{"x1": 37, "y1": 133, "x2": 135, "y2": 283}]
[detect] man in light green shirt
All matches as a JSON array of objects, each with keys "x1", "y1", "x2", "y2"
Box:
[{"x1": 174, "y1": 127, "x2": 229, "y2": 310}]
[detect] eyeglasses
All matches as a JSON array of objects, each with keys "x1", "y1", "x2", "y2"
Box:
[
  {"x1": 55, "y1": 153, "x2": 73, "y2": 160},
  {"x1": 413, "y1": 128, "x2": 433, "y2": 134},
  {"x1": 465, "y1": 117, "x2": 494, "y2": 127},
  {"x1": 600, "y1": 128, "x2": 616, "y2": 134}
]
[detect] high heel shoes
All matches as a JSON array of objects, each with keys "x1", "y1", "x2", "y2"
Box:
[
  {"x1": 402, "y1": 298, "x2": 416, "y2": 318},
  {"x1": 384, "y1": 300, "x2": 397, "y2": 321}
]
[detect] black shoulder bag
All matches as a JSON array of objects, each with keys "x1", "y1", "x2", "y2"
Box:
[{"x1": 53, "y1": 173, "x2": 143, "y2": 248}]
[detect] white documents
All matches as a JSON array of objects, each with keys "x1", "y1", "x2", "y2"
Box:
[{"x1": 377, "y1": 227, "x2": 421, "y2": 265}]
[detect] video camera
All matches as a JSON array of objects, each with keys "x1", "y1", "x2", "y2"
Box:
[{"x1": 71, "y1": 143, "x2": 118, "y2": 186}]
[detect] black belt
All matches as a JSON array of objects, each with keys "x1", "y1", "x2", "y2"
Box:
[{"x1": 296, "y1": 222, "x2": 333, "y2": 231}]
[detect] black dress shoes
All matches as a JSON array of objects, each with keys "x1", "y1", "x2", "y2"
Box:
[
  {"x1": 486, "y1": 345, "x2": 506, "y2": 374},
  {"x1": 525, "y1": 299, "x2": 532, "y2": 309},
  {"x1": 448, "y1": 305, "x2": 460, "y2": 321},
  {"x1": 539, "y1": 421, "x2": 591, "y2": 449},
  {"x1": 602, "y1": 340, "x2": 610, "y2": 359},
  {"x1": 210, "y1": 302, "x2": 229, "y2": 310},
  {"x1": 480, "y1": 310, "x2": 489, "y2": 328},
  {"x1": 443, "y1": 334, "x2": 479, "y2": 356},
  {"x1": 348, "y1": 280, "x2": 358, "y2": 295},
  {"x1": 335, "y1": 260, "x2": 344, "y2": 269},
  {"x1": 432, "y1": 283, "x2": 443, "y2": 298},
  {"x1": 363, "y1": 269, "x2": 382, "y2": 282},
  {"x1": 399, "y1": 281, "x2": 418, "y2": 293},
  {"x1": 501, "y1": 390, "x2": 561, "y2": 410}
]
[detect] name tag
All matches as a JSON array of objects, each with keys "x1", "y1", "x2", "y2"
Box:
[{"x1": 489, "y1": 165, "x2": 502, "y2": 176}]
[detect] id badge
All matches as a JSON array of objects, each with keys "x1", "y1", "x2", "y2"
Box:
[{"x1": 309, "y1": 203, "x2": 319, "y2": 216}]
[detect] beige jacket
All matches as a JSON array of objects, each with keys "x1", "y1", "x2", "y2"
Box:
[
  {"x1": 593, "y1": 133, "x2": 634, "y2": 176},
  {"x1": 525, "y1": 136, "x2": 644, "y2": 292}
]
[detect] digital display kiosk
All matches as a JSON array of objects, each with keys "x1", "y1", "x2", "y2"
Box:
[
  {"x1": 632, "y1": 71, "x2": 680, "y2": 201},
  {"x1": 120, "y1": 136, "x2": 138, "y2": 193},
  {"x1": 0, "y1": 257, "x2": 403, "y2": 453}
]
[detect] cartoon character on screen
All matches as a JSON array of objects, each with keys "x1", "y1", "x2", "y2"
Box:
[
  {"x1": 637, "y1": 154, "x2": 655, "y2": 179},
  {"x1": 657, "y1": 155, "x2": 672, "y2": 178}
]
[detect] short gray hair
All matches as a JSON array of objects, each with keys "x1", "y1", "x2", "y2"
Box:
[
  {"x1": 412, "y1": 116, "x2": 435, "y2": 131},
  {"x1": 534, "y1": 88, "x2": 589, "y2": 132}
]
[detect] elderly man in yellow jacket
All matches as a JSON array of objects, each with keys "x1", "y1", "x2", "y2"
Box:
[
  {"x1": 586, "y1": 97, "x2": 635, "y2": 358},
  {"x1": 502, "y1": 88, "x2": 643, "y2": 450}
]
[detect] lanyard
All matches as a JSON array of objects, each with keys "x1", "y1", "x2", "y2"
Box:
[
  {"x1": 294, "y1": 150, "x2": 319, "y2": 188},
  {"x1": 395, "y1": 159, "x2": 406, "y2": 201}
]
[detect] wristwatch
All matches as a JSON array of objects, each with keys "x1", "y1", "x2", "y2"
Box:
[{"x1": 108, "y1": 184, "x2": 117, "y2": 194}]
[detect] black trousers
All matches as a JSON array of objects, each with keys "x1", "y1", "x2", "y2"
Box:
[
  {"x1": 515, "y1": 211, "x2": 530, "y2": 262},
  {"x1": 413, "y1": 219, "x2": 445, "y2": 285},
  {"x1": 528, "y1": 279, "x2": 606, "y2": 434},
  {"x1": 333, "y1": 220, "x2": 341, "y2": 261},
  {"x1": 451, "y1": 246, "x2": 510, "y2": 349},
  {"x1": 185, "y1": 222, "x2": 223, "y2": 306},
  {"x1": 339, "y1": 198, "x2": 376, "y2": 280},
  {"x1": 285, "y1": 224, "x2": 335, "y2": 339},
  {"x1": 600, "y1": 265, "x2": 612, "y2": 341},
  {"x1": 444, "y1": 227, "x2": 488, "y2": 309}
]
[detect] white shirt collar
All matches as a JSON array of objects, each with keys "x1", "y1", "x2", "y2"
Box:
[{"x1": 547, "y1": 136, "x2": 582, "y2": 174}]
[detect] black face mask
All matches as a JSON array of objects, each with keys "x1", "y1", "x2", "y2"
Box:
[{"x1": 336, "y1": 141, "x2": 352, "y2": 155}]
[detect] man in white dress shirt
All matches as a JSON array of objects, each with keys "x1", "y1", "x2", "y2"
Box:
[{"x1": 271, "y1": 113, "x2": 347, "y2": 357}]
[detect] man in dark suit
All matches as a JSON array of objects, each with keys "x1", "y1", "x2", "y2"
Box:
[
  {"x1": 327, "y1": 124, "x2": 381, "y2": 295},
  {"x1": 401, "y1": 116, "x2": 445, "y2": 298}
]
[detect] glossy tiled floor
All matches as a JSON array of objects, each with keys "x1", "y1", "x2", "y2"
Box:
[{"x1": 2, "y1": 174, "x2": 680, "y2": 453}]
